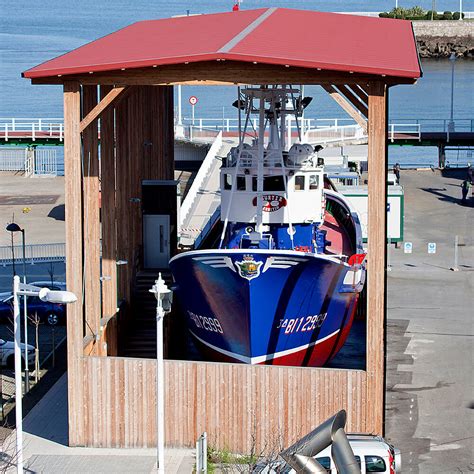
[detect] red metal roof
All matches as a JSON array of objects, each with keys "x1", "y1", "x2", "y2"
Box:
[{"x1": 23, "y1": 8, "x2": 421, "y2": 80}]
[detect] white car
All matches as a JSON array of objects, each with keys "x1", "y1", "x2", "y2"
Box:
[
  {"x1": 0, "y1": 338, "x2": 35, "y2": 369},
  {"x1": 256, "y1": 434, "x2": 401, "y2": 474}
]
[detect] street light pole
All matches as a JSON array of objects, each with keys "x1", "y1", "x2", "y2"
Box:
[
  {"x1": 12, "y1": 278, "x2": 77, "y2": 474},
  {"x1": 7, "y1": 223, "x2": 29, "y2": 392},
  {"x1": 156, "y1": 289, "x2": 165, "y2": 474},
  {"x1": 150, "y1": 274, "x2": 173, "y2": 474},
  {"x1": 12, "y1": 275, "x2": 23, "y2": 474}
]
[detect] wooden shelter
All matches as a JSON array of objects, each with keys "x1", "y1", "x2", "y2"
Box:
[{"x1": 23, "y1": 8, "x2": 421, "y2": 451}]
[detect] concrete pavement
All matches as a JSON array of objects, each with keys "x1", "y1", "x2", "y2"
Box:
[
  {"x1": 0, "y1": 174, "x2": 65, "y2": 247},
  {"x1": 0, "y1": 374, "x2": 195, "y2": 473},
  {"x1": 385, "y1": 169, "x2": 473, "y2": 473}
]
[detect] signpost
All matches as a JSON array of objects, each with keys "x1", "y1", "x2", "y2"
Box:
[{"x1": 189, "y1": 96, "x2": 198, "y2": 125}]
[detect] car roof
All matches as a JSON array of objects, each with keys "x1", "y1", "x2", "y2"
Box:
[
  {"x1": 29, "y1": 281, "x2": 66, "y2": 287},
  {"x1": 316, "y1": 439, "x2": 390, "y2": 458}
]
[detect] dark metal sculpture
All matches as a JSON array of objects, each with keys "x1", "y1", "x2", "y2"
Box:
[{"x1": 280, "y1": 410, "x2": 361, "y2": 473}]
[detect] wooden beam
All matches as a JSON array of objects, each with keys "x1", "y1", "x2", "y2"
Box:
[
  {"x1": 366, "y1": 81, "x2": 388, "y2": 436},
  {"x1": 80, "y1": 86, "x2": 128, "y2": 133},
  {"x1": 337, "y1": 85, "x2": 368, "y2": 117},
  {"x1": 63, "y1": 81, "x2": 85, "y2": 445},
  {"x1": 29, "y1": 61, "x2": 418, "y2": 86},
  {"x1": 100, "y1": 85, "x2": 118, "y2": 330},
  {"x1": 82, "y1": 85, "x2": 101, "y2": 347},
  {"x1": 322, "y1": 85, "x2": 368, "y2": 132}
]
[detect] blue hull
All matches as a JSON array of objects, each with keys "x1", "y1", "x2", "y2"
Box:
[{"x1": 170, "y1": 249, "x2": 361, "y2": 366}]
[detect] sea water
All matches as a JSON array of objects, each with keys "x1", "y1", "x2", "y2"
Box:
[{"x1": 1, "y1": 0, "x2": 473, "y2": 171}]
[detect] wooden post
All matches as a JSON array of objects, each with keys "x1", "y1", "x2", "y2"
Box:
[
  {"x1": 366, "y1": 81, "x2": 388, "y2": 435},
  {"x1": 82, "y1": 85, "x2": 101, "y2": 346},
  {"x1": 64, "y1": 81, "x2": 84, "y2": 445},
  {"x1": 100, "y1": 85, "x2": 118, "y2": 351}
]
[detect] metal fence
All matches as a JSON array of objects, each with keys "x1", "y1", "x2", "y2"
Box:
[
  {"x1": 0, "y1": 147, "x2": 58, "y2": 176},
  {"x1": 0, "y1": 243, "x2": 65, "y2": 266},
  {"x1": 0, "y1": 148, "x2": 26, "y2": 171}
]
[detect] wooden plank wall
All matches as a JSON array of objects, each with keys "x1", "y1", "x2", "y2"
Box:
[
  {"x1": 82, "y1": 85, "x2": 101, "y2": 343},
  {"x1": 100, "y1": 84, "x2": 118, "y2": 321},
  {"x1": 114, "y1": 85, "x2": 174, "y2": 302},
  {"x1": 82, "y1": 357, "x2": 367, "y2": 452}
]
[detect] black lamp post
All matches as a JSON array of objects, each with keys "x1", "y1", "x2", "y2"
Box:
[{"x1": 6, "y1": 222, "x2": 30, "y2": 392}]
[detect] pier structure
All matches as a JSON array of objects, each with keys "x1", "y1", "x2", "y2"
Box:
[{"x1": 22, "y1": 8, "x2": 421, "y2": 452}]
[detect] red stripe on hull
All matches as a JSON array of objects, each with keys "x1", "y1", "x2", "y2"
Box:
[
  {"x1": 260, "y1": 332, "x2": 339, "y2": 367},
  {"x1": 192, "y1": 332, "x2": 341, "y2": 367}
]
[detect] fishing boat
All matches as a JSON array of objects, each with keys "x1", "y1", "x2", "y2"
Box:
[{"x1": 170, "y1": 85, "x2": 365, "y2": 367}]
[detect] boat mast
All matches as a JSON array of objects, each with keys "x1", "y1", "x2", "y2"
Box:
[{"x1": 255, "y1": 87, "x2": 266, "y2": 235}]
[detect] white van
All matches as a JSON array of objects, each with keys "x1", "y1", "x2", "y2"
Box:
[{"x1": 255, "y1": 435, "x2": 401, "y2": 474}]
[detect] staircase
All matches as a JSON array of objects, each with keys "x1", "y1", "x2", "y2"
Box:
[{"x1": 122, "y1": 270, "x2": 172, "y2": 358}]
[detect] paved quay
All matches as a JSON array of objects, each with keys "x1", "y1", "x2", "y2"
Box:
[
  {"x1": 385, "y1": 169, "x2": 473, "y2": 474},
  {"x1": 0, "y1": 173, "x2": 65, "y2": 247},
  {"x1": 1, "y1": 168, "x2": 472, "y2": 473},
  {"x1": 1, "y1": 374, "x2": 195, "y2": 473}
]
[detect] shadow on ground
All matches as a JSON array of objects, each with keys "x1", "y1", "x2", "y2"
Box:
[
  {"x1": 385, "y1": 319, "x2": 431, "y2": 473},
  {"x1": 48, "y1": 204, "x2": 65, "y2": 221}
]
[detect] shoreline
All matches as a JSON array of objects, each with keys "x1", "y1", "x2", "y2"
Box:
[{"x1": 412, "y1": 21, "x2": 474, "y2": 57}]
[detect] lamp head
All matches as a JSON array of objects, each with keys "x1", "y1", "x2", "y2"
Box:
[
  {"x1": 6, "y1": 223, "x2": 22, "y2": 233},
  {"x1": 38, "y1": 288, "x2": 77, "y2": 304},
  {"x1": 149, "y1": 273, "x2": 173, "y2": 314}
]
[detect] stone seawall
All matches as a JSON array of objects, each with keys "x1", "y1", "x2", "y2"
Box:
[{"x1": 412, "y1": 21, "x2": 473, "y2": 57}]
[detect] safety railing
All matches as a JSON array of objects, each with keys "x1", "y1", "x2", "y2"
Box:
[
  {"x1": 180, "y1": 117, "x2": 355, "y2": 133},
  {"x1": 391, "y1": 118, "x2": 474, "y2": 133},
  {"x1": 179, "y1": 125, "x2": 221, "y2": 144},
  {"x1": 304, "y1": 124, "x2": 366, "y2": 145},
  {"x1": 180, "y1": 131, "x2": 223, "y2": 227},
  {"x1": 0, "y1": 243, "x2": 66, "y2": 266},
  {"x1": 388, "y1": 123, "x2": 421, "y2": 142},
  {"x1": 335, "y1": 11, "x2": 474, "y2": 19},
  {"x1": 0, "y1": 118, "x2": 64, "y2": 142}
]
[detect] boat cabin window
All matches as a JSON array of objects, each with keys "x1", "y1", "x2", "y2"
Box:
[
  {"x1": 252, "y1": 175, "x2": 286, "y2": 192},
  {"x1": 294, "y1": 175, "x2": 305, "y2": 191},
  {"x1": 223, "y1": 174, "x2": 246, "y2": 191},
  {"x1": 236, "y1": 176, "x2": 246, "y2": 191},
  {"x1": 309, "y1": 175, "x2": 319, "y2": 190}
]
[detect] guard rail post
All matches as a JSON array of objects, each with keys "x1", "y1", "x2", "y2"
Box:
[{"x1": 196, "y1": 432, "x2": 207, "y2": 473}]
